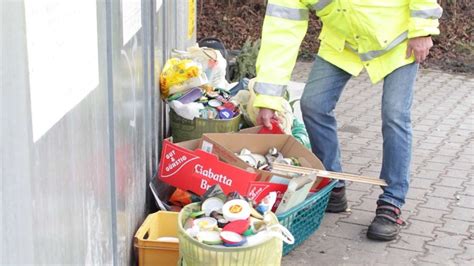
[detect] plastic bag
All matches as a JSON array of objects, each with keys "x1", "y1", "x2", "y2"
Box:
[
  {"x1": 172, "y1": 45, "x2": 229, "y2": 89},
  {"x1": 160, "y1": 58, "x2": 208, "y2": 98},
  {"x1": 168, "y1": 100, "x2": 204, "y2": 120},
  {"x1": 291, "y1": 117, "x2": 312, "y2": 149}
]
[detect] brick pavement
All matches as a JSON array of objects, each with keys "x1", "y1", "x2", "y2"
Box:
[{"x1": 282, "y1": 62, "x2": 474, "y2": 266}]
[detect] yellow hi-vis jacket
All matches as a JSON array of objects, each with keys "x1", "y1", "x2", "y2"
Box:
[{"x1": 254, "y1": 0, "x2": 442, "y2": 111}]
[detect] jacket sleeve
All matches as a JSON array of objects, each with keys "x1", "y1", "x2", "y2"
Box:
[
  {"x1": 408, "y1": 0, "x2": 443, "y2": 38},
  {"x1": 253, "y1": 0, "x2": 310, "y2": 111}
]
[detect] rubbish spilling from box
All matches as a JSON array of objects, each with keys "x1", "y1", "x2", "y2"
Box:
[
  {"x1": 198, "y1": 132, "x2": 386, "y2": 254},
  {"x1": 134, "y1": 211, "x2": 180, "y2": 266},
  {"x1": 153, "y1": 132, "x2": 387, "y2": 259}
]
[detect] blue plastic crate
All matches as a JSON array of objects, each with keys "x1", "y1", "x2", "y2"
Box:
[{"x1": 277, "y1": 180, "x2": 337, "y2": 255}]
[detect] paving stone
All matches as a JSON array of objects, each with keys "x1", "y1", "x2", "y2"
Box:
[
  {"x1": 411, "y1": 207, "x2": 449, "y2": 224},
  {"x1": 453, "y1": 258, "x2": 474, "y2": 266},
  {"x1": 459, "y1": 184, "x2": 474, "y2": 196},
  {"x1": 341, "y1": 143, "x2": 366, "y2": 152},
  {"x1": 339, "y1": 208, "x2": 373, "y2": 226},
  {"x1": 346, "y1": 182, "x2": 375, "y2": 193},
  {"x1": 410, "y1": 178, "x2": 436, "y2": 189},
  {"x1": 351, "y1": 197, "x2": 377, "y2": 212},
  {"x1": 412, "y1": 154, "x2": 427, "y2": 165},
  {"x1": 437, "y1": 148, "x2": 461, "y2": 157},
  {"x1": 413, "y1": 124, "x2": 432, "y2": 132},
  {"x1": 422, "y1": 162, "x2": 450, "y2": 172},
  {"x1": 416, "y1": 169, "x2": 443, "y2": 180},
  {"x1": 326, "y1": 222, "x2": 368, "y2": 241},
  {"x1": 359, "y1": 169, "x2": 381, "y2": 178},
  {"x1": 345, "y1": 189, "x2": 367, "y2": 205},
  {"x1": 375, "y1": 248, "x2": 422, "y2": 265},
  {"x1": 364, "y1": 188, "x2": 383, "y2": 200},
  {"x1": 445, "y1": 169, "x2": 471, "y2": 180},
  {"x1": 455, "y1": 241, "x2": 474, "y2": 261},
  {"x1": 440, "y1": 141, "x2": 465, "y2": 150},
  {"x1": 389, "y1": 233, "x2": 432, "y2": 252},
  {"x1": 419, "y1": 196, "x2": 455, "y2": 211},
  {"x1": 319, "y1": 212, "x2": 350, "y2": 230},
  {"x1": 340, "y1": 249, "x2": 386, "y2": 264},
  {"x1": 445, "y1": 206, "x2": 474, "y2": 222},
  {"x1": 418, "y1": 244, "x2": 463, "y2": 264},
  {"x1": 404, "y1": 219, "x2": 439, "y2": 238},
  {"x1": 448, "y1": 162, "x2": 474, "y2": 171},
  {"x1": 367, "y1": 141, "x2": 382, "y2": 150},
  {"x1": 455, "y1": 154, "x2": 474, "y2": 164},
  {"x1": 352, "y1": 148, "x2": 381, "y2": 158},
  {"x1": 429, "y1": 185, "x2": 462, "y2": 200},
  {"x1": 428, "y1": 231, "x2": 466, "y2": 250},
  {"x1": 406, "y1": 187, "x2": 430, "y2": 200},
  {"x1": 402, "y1": 199, "x2": 425, "y2": 216},
  {"x1": 446, "y1": 169, "x2": 471, "y2": 180},
  {"x1": 417, "y1": 119, "x2": 439, "y2": 127},
  {"x1": 435, "y1": 176, "x2": 466, "y2": 188},
  {"x1": 348, "y1": 155, "x2": 374, "y2": 165},
  {"x1": 341, "y1": 163, "x2": 363, "y2": 175},
  {"x1": 438, "y1": 218, "x2": 472, "y2": 236},
  {"x1": 418, "y1": 142, "x2": 443, "y2": 151},
  {"x1": 416, "y1": 259, "x2": 449, "y2": 266},
  {"x1": 362, "y1": 163, "x2": 382, "y2": 172},
  {"x1": 413, "y1": 148, "x2": 438, "y2": 157},
  {"x1": 454, "y1": 195, "x2": 474, "y2": 209},
  {"x1": 426, "y1": 154, "x2": 456, "y2": 163}
]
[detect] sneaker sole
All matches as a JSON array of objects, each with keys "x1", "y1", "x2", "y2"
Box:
[
  {"x1": 325, "y1": 202, "x2": 348, "y2": 213},
  {"x1": 366, "y1": 230, "x2": 397, "y2": 241}
]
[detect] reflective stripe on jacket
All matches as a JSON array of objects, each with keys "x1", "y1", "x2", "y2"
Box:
[{"x1": 254, "y1": 0, "x2": 442, "y2": 111}]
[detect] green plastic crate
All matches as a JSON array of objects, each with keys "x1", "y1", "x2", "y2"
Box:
[
  {"x1": 277, "y1": 180, "x2": 337, "y2": 255},
  {"x1": 170, "y1": 109, "x2": 241, "y2": 143}
]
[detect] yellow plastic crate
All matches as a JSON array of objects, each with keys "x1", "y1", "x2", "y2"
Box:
[{"x1": 134, "y1": 211, "x2": 179, "y2": 266}]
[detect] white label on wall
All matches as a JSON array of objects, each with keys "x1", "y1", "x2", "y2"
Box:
[
  {"x1": 156, "y1": 0, "x2": 163, "y2": 12},
  {"x1": 122, "y1": 0, "x2": 142, "y2": 45},
  {"x1": 24, "y1": 0, "x2": 99, "y2": 142}
]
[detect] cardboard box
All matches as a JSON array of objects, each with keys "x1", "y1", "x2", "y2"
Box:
[
  {"x1": 158, "y1": 138, "x2": 258, "y2": 196},
  {"x1": 201, "y1": 133, "x2": 326, "y2": 189}
]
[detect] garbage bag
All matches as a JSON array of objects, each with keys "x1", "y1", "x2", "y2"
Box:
[
  {"x1": 172, "y1": 45, "x2": 228, "y2": 89},
  {"x1": 160, "y1": 58, "x2": 208, "y2": 98}
]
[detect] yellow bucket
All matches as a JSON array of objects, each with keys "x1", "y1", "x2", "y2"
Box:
[{"x1": 134, "y1": 211, "x2": 179, "y2": 266}]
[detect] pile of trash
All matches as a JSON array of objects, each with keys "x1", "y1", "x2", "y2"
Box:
[
  {"x1": 160, "y1": 46, "x2": 242, "y2": 121},
  {"x1": 183, "y1": 184, "x2": 293, "y2": 248}
]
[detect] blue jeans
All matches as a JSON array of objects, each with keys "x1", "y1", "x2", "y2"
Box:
[{"x1": 300, "y1": 56, "x2": 418, "y2": 208}]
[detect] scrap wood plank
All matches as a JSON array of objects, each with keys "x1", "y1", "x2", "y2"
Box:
[{"x1": 272, "y1": 163, "x2": 387, "y2": 186}]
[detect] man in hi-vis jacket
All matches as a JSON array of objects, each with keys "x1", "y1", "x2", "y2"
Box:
[{"x1": 255, "y1": 0, "x2": 442, "y2": 241}]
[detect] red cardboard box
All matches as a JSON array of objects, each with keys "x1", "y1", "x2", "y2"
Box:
[{"x1": 159, "y1": 139, "x2": 258, "y2": 196}]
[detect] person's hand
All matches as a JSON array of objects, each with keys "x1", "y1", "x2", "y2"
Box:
[
  {"x1": 256, "y1": 108, "x2": 278, "y2": 129},
  {"x1": 406, "y1": 36, "x2": 433, "y2": 63}
]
